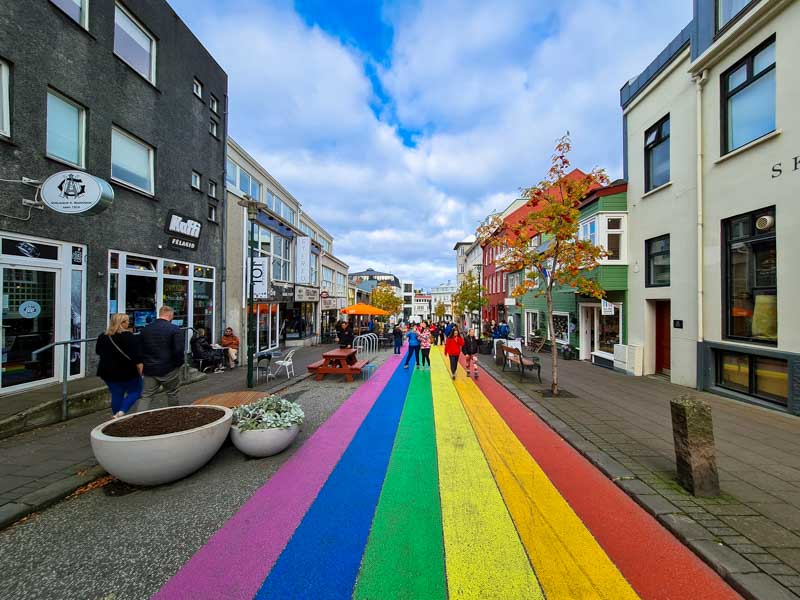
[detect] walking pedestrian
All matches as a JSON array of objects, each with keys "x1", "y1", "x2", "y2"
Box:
[
  {"x1": 444, "y1": 326, "x2": 464, "y2": 380},
  {"x1": 418, "y1": 321, "x2": 432, "y2": 369},
  {"x1": 404, "y1": 322, "x2": 420, "y2": 369},
  {"x1": 463, "y1": 328, "x2": 480, "y2": 378},
  {"x1": 135, "y1": 305, "x2": 186, "y2": 412},
  {"x1": 96, "y1": 313, "x2": 143, "y2": 418},
  {"x1": 430, "y1": 322, "x2": 438, "y2": 346},
  {"x1": 220, "y1": 327, "x2": 240, "y2": 368},
  {"x1": 392, "y1": 322, "x2": 403, "y2": 354}
]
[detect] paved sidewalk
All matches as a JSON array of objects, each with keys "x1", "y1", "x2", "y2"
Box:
[
  {"x1": 0, "y1": 343, "x2": 340, "y2": 529},
  {"x1": 482, "y1": 352, "x2": 800, "y2": 600}
]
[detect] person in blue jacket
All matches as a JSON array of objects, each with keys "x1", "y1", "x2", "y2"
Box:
[{"x1": 404, "y1": 323, "x2": 421, "y2": 369}]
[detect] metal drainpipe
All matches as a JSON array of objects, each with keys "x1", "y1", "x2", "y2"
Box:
[{"x1": 694, "y1": 70, "x2": 709, "y2": 347}]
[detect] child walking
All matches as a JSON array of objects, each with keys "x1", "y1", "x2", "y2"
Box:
[
  {"x1": 418, "y1": 321, "x2": 432, "y2": 369},
  {"x1": 444, "y1": 326, "x2": 464, "y2": 380},
  {"x1": 463, "y1": 329, "x2": 480, "y2": 378}
]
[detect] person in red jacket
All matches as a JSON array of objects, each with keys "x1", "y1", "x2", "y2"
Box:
[{"x1": 444, "y1": 326, "x2": 464, "y2": 380}]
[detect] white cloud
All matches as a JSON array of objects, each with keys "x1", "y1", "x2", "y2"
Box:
[{"x1": 169, "y1": 0, "x2": 691, "y2": 289}]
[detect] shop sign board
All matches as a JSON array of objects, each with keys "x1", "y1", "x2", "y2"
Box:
[
  {"x1": 504, "y1": 297, "x2": 517, "y2": 306},
  {"x1": 40, "y1": 170, "x2": 114, "y2": 215},
  {"x1": 165, "y1": 211, "x2": 202, "y2": 251},
  {"x1": 321, "y1": 297, "x2": 338, "y2": 310},
  {"x1": 295, "y1": 285, "x2": 319, "y2": 302},
  {"x1": 2, "y1": 238, "x2": 59, "y2": 260},
  {"x1": 602, "y1": 299, "x2": 615, "y2": 316},
  {"x1": 295, "y1": 236, "x2": 311, "y2": 284},
  {"x1": 251, "y1": 257, "x2": 269, "y2": 299},
  {"x1": 18, "y1": 300, "x2": 41, "y2": 319}
]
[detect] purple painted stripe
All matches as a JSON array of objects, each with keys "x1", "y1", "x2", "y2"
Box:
[{"x1": 154, "y1": 353, "x2": 403, "y2": 600}]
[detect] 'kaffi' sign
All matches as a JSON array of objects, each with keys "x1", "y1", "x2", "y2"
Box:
[{"x1": 165, "y1": 211, "x2": 202, "y2": 251}]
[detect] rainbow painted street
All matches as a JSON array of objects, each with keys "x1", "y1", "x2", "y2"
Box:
[{"x1": 156, "y1": 348, "x2": 739, "y2": 600}]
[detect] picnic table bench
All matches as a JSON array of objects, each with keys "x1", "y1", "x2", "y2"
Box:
[
  {"x1": 501, "y1": 345, "x2": 542, "y2": 382},
  {"x1": 310, "y1": 348, "x2": 369, "y2": 382}
]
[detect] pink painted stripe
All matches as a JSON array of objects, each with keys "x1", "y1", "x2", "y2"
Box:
[{"x1": 155, "y1": 353, "x2": 403, "y2": 600}]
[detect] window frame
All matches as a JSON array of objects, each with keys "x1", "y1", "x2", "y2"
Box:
[
  {"x1": 110, "y1": 126, "x2": 155, "y2": 195},
  {"x1": 645, "y1": 234, "x2": 670, "y2": 288},
  {"x1": 720, "y1": 35, "x2": 776, "y2": 156},
  {"x1": 191, "y1": 170, "x2": 201, "y2": 190},
  {"x1": 45, "y1": 89, "x2": 86, "y2": 168},
  {"x1": 50, "y1": 0, "x2": 89, "y2": 29},
  {"x1": 644, "y1": 114, "x2": 670, "y2": 192},
  {"x1": 716, "y1": 0, "x2": 758, "y2": 32},
  {"x1": 209, "y1": 95, "x2": 219, "y2": 114},
  {"x1": 207, "y1": 203, "x2": 217, "y2": 223},
  {"x1": 0, "y1": 59, "x2": 8, "y2": 138},
  {"x1": 722, "y1": 206, "x2": 777, "y2": 345},
  {"x1": 113, "y1": 3, "x2": 157, "y2": 85},
  {"x1": 209, "y1": 119, "x2": 218, "y2": 138},
  {"x1": 208, "y1": 179, "x2": 217, "y2": 199},
  {"x1": 715, "y1": 350, "x2": 788, "y2": 405},
  {"x1": 192, "y1": 78, "x2": 203, "y2": 99},
  {"x1": 550, "y1": 311, "x2": 571, "y2": 346}
]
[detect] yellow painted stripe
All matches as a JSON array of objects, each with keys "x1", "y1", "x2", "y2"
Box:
[
  {"x1": 451, "y1": 357, "x2": 642, "y2": 600},
  {"x1": 431, "y1": 348, "x2": 544, "y2": 599}
]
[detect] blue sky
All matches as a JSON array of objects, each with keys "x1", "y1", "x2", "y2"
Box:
[{"x1": 168, "y1": 0, "x2": 692, "y2": 290}]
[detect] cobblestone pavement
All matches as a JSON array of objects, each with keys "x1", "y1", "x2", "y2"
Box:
[
  {"x1": 0, "y1": 344, "x2": 341, "y2": 529},
  {"x1": 482, "y1": 350, "x2": 800, "y2": 600}
]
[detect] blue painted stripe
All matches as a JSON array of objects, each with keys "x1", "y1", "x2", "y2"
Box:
[{"x1": 255, "y1": 355, "x2": 414, "y2": 600}]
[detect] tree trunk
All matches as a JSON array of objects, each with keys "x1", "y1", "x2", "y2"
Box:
[{"x1": 545, "y1": 289, "x2": 559, "y2": 395}]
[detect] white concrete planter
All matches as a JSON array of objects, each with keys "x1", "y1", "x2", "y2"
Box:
[
  {"x1": 230, "y1": 424, "x2": 300, "y2": 458},
  {"x1": 90, "y1": 406, "x2": 232, "y2": 486}
]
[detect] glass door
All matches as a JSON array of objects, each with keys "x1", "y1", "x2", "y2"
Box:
[{"x1": 1, "y1": 266, "x2": 59, "y2": 390}]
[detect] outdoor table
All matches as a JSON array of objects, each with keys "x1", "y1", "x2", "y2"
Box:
[
  {"x1": 192, "y1": 391, "x2": 265, "y2": 409},
  {"x1": 313, "y1": 348, "x2": 366, "y2": 382}
]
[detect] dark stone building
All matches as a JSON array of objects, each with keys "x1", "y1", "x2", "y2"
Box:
[{"x1": 0, "y1": 0, "x2": 227, "y2": 394}]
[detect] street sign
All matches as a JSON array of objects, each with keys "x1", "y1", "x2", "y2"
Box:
[{"x1": 251, "y1": 257, "x2": 269, "y2": 298}]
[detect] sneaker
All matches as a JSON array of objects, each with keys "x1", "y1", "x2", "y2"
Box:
[
  {"x1": 404, "y1": 365, "x2": 408, "y2": 369},
  {"x1": 466, "y1": 372, "x2": 471, "y2": 378},
  {"x1": 451, "y1": 374, "x2": 455, "y2": 380}
]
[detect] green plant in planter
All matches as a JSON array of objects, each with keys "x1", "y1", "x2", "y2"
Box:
[{"x1": 232, "y1": 395, "x2": 305, "y2": 432}]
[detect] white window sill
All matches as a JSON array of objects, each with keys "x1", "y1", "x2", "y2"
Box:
[
  {"x1": 591, "y1": 350, "x2": 615, "y2": 361},
  {"x1": 110, "y1": 177, "x2": 154, "y2": 198},
  {"x1": 641, "y1": 181, "x2": 672, "y2": 199},
  {"x1": 715, "y1": 129, "x2": 781, "y2": 165}
]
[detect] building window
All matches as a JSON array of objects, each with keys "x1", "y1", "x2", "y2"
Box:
[
  {"x1": 227, "y1": 158, "x2": 261, "y2": 201},
  {"x1": 322, "y1": 266, "x2": 334, "y2": 291},
  {"x1": 717, "y1": 351, "x2": 788, "y2": 405},
  {"x1": 271, "y1": 234, "x2": 291, "y2": 281},
  {"x1": 645, "y1": 235, "x2": 670, "y2": 287},
  {"x1": 551, "y1": 312, "x2": 570, "y2": 345},
  {"x1": 207, "y1": 203, "x2": 217, "y2": 222},
  {"x1": 606, "y1": 216, "x2": 624, "y2": 261},
  {"x1": 193, "y1": 78, "x2": 202, "y2": 99},
  {"x1": 191, "y1": 171, "x2": 201, "y2": 190},
  {"x1": 718, "y1": 0, "x2": 754, "y2": 30},
  {"x1": 111, "y1": 127, "x2": 154, "y2": 194},
  {"x1": 209, "y1": 119, "x2": 218, "y2": 138},
  {"x1": 208, "y1": 180, "x2": 216, "y2": 198},
  {"x1": 50, "y1": 0, "x2": 88, "y2": 28},
  {"x1": 114, "y1": 4, "x2": 156, "y2": 84},
  {"x1": 722, "y1": 37, "x2": 776, "y2": 154},
  {"x1": 46, "y1": 90, "x2": 85, "y2": 167},
  {"x1": 0, "y1": 60, "x2": 8, "y2": 137},
  {"x1": 310, "y1": 254, "x2": 319, "y2": 286},
  {"x1": 210, "y1": 95, "x2": 219, "y2": 113},
  {"x1": 724, "y1": 206, "x2": 776, "y2": 344},
  {"x1": 645, "y1": 114, "x2": 670, "y2": 192},
  {"x1": 580, "y1": 214, "x2": 626, "y2": 262},
  {"x1": 580, "y1": 218, "x2": 597, "y2": 246}
]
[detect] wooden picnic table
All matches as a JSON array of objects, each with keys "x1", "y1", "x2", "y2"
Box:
[
  {"x1": 307, "y1": 348, "x2": 368, "y2": 382},
  {"x1": 191, "y1": 390, "x2": 265, "y2": 408}
]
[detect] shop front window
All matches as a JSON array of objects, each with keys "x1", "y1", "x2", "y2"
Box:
[
  {"x1": 126, "y1": 275, "x2": 157, "y2": 331},
  {"x1": 551, "y1": 313, "x2": 570, "y2": 345},
  {"x1": 645, "y1": 235, "x2": 670, "y2": 287},
  {"x1": 717, "y1": 351, "x2": 788, "y2": 406},
  {"x1": 164, "y1": 261, "x2": 189, "y2": 277},
  {"x1": 70, "y1": 269, "x2": 83, "y2": 375},
  {"x1": 724, "y1": 207, "x2": 776, "y2": 344},
  {"x1": 163, "y1": 279, "x2": 189, "y2": 328},
  {"x1": 192, "y1": 280, "x2": 214, "y2": 335},
  {"x1": 598, "y1": 312, "x2": 620, "y2": 354}
]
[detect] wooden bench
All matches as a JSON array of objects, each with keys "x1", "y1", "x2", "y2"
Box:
[
  {"x1": 501, "y1": 345, "x2": 542, "y2": 382},
  {"x1": 314, "y1": 359, "x2": 369, "y2": 382},
  {"x1": 306, "y1": 360, "x2": 325, "y2": 372}
]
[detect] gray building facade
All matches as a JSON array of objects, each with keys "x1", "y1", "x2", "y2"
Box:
[{"x1": 0, "y1": 0, "x2": 227, "y2": 394}]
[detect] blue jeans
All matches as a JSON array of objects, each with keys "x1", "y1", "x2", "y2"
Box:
[
  {"x1": 106, "y1": 377, "x2": 143, "y2": 414},
  {"x1": 394, "y1": 338, "x2": 402, "y2": 354},
  {"x1": 405, "y1": 345, "x2": 420, "y2": 366}
]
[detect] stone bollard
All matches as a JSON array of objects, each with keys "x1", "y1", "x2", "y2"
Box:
[{"x1": 670, "y1": 394, "x2": 720, "y2": 497}]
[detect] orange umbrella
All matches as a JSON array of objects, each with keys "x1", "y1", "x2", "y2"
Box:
[{"x1": 340, "y1": 303, "x2": 390, "y2": 316}]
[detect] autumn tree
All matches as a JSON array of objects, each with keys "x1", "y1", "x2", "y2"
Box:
[
  {"x1": 452, "y1": 272, "x2": 488, "y2": 330},
  {"x1": 478, "y1": 134, "x2": 609, "y2": 395},
  {"x1": 434, "y1": 302, "x2": 446, "y2": 320},
  {"x1": 370, "y1": 282, "x2": 403, "y2": 317}
]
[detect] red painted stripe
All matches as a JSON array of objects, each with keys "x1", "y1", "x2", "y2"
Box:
[{"x1": 471, "y1": 366, "x2": 741, "y2": 600}]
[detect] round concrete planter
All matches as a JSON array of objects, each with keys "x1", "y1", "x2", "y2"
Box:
[
  {"x1": 90, "y1": 406, "x2": 232, "y2": 486},
  {"x1": 230, "y1": 424, "x2": 300, "y2": 458}
]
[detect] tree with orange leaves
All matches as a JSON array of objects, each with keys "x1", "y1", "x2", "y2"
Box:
[{"x1": 478, "y1": 134, "x2": 609, "y2": 395}]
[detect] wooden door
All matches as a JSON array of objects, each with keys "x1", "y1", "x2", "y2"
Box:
[{"x1": 655, "y1": 301, "x2": 671, "y2": 374}]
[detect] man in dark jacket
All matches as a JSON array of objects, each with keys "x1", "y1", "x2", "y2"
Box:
[{"x1": 135, "y1": 306, "x2": 185, "y2": 412}]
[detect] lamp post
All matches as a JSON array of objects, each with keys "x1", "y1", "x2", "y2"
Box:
[{"x1": 238, "y1": 195, "x2": 259, "y2": 389}]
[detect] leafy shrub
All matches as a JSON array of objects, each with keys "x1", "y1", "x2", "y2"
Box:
[{"x1": 232, "y1": 395, "x2": 305, "y2": 431}]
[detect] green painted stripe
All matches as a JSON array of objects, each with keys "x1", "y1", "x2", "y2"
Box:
[{"x1": 354, "y1": 369, "x2": 446, "y2": 600}]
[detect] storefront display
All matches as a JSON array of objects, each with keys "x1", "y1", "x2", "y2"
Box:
[{"x1": 1, "y1": 232, "x2": 86, "y2": 392}]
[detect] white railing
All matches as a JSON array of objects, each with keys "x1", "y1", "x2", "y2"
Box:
[{"x1": 353, "y1": 333, "x2": 379, "y2": 357}]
